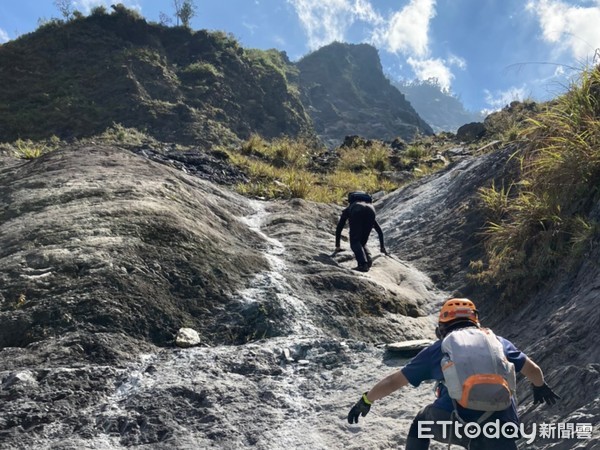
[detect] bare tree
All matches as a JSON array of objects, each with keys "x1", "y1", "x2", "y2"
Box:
[
  {"x1": 53, "y1": 0, "x2": 74, "y2": 21},
  {"x1": 159, "y1": 11, "x2": 173, "y2": 26},
  {"x1": 172, "y1": 0, "x2": 182, "y2": 26}
]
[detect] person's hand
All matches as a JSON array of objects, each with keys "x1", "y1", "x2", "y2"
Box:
[
  {"x1": 334, "y1": 246, "x2": 342, "y2": 253},
  {"x1": 532, "y1": 383, "x2": 560, "y2": 405},
  {"x1": 347, "y1": 392, "x2": 371, "y2": 424},
  {"x1": 380, "y1": 246, "x2": 388, "y2": 255}
]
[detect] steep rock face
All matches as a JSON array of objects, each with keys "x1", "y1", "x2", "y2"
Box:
[
  {"x1": 0, "y1": 144, "x2": 596, "y2": 448},
  {"x1": 0, "y1": 11, "x2": 314, "y2": 147},
  {"x1": 377, "y1": 145, "x2": 600, "y2": 447},
  {"x1": 0, "y1": 146, "x2": 271, "y2": 347},
  {"x1": 297, "y1": 42, "x2": 433, "y2": 147},
  {"x1": 0, "y1": 145, "x2": 445, "y2": 449},
  {"x1": 377, "y1": 145, "x2": 519, "y2": 291}
]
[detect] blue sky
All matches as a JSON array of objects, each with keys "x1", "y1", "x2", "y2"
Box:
[{"x1": 1, "y1": 0, "x2": 599, "y2": 113}]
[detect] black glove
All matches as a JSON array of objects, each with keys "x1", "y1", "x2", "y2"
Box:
[
  {"x1": 532, "y1": 383, "x2": 560, "y2": 405},
  {"x1": 347, "y1": 392, "x2": 371, "y2": 424},
  {"x1": 380, "y1": 246, "x2": 388, "y2": 255}
]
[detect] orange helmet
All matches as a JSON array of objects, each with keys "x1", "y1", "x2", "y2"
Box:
[{"x1": 438, "y1": 298, "x2": 479, "y2": 324}]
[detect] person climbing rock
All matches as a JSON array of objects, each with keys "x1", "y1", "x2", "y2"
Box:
[
  {"x1": 347, "y1": 298, "x2": 560, "y2": 449},
  {"x1": 335, "y1": 191, "x2": 387, "y2": 272}
]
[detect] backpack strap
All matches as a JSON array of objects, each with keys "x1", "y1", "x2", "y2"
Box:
[
  {"x1": 450, "y1": 398, "x2": 495, "y2": 424},
  {"x1": 447, "y1": 399, "x2": 495, "y2": 450}
]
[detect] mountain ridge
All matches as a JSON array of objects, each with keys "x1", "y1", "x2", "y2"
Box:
[{"x1": 0, "y1": 9, "x2": 433, "y2": 149}]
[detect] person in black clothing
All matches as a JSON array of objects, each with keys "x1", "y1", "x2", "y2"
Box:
[{"x1": 335, "y1": 192, "x2": 387, "y2": 272}]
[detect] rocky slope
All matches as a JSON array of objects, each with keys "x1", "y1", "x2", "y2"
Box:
[
  {"x1": 1, "y1": 144, "x2": 597, "y2": 449},
  {"x1": 297, "y1": 42, "x2": 433, "y2": 147}
]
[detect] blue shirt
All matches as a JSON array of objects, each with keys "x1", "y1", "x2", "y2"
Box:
[{"x1": 401, "y1": 334, "x2": 527, "y2": 424}]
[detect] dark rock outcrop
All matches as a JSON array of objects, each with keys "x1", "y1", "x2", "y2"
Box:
[
  {"x1": 456, "y1": 121, "x2": 486, "y2": 142},
  {"x1": 297, "y1": 42, "x2": 433, "y2": 147}
]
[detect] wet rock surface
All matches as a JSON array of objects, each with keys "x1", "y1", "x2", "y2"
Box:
[
  {"x1": 0, "y1": 145, "x2": 597, "y2": 449},
  {"x1": 377, "y1": 145, "x2": 519, "y2": 292}
]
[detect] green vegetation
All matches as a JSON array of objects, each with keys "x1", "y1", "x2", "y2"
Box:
[
  {"x1": 246, "y1": 49, "x2": 298, "y2": 82},
  {"x1": 1, "y1": 137, "x2": 61, "y2": 159},
  {"x1": 483, "y1": 100, "x2": 541, "y2": 143},
  {"x1": 471, "y1": 66, "x2": 600, "y2": 299},
  {"x1": 0, "y1": 5, "x2": 312, "y2": 148},
  {"x1": 181, "y1": 62, "x2": 223, "y2": 81},
  {"x1": 0, "y1": 127, "x2": 444, "y2": 205},
  {"x1": 173, "y1": 0, "x2": 197, "y2": 28},
  {"x1": 96, "y1": 123, "x2": 156, "y2": 147},
  {"x1": 228, "y1": 134, "x2": 440, "y2": 203},
  {"x1": 337, "y1": 141, "x2": 391, "y2": 172}
]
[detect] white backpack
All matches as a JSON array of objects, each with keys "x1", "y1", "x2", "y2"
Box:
[{"x1": 441, "y1": 327, "x2": 517, "y2": 415}]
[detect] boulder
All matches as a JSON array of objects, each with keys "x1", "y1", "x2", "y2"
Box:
[
  {"x1": 456, "y1": 122, "x2": 486, "y2": 142},
  {"x1": 175, "y1": 328, "x2": 201, "y2": 348},
  {"x1": 386, "y1": 339, "x2": 435, "y2": 356}
]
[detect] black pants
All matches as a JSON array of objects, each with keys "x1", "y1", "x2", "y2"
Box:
[
  {"x1": 350, "y1": 237, "x2": 372, "y2": 267},
  {"x1": 406, "y1": 405, "x2": 518, "y2": 450},
  {"x1": 349, "y1": 205, "x2": 375, "y2": 267}
]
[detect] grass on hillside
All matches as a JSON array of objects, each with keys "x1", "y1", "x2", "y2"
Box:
[
  {"x1": 228, "y1": 134, "x2": 448, "y2": 204},
  {"x1": 1, "y1": 137, "x2": 61, "y2": 159},
  {"x1": 1, "y1": 123, "x2": 449, "y2": 205},
  {"x1": 471, "y1": 65, "x2": 600, "y2": 300}
]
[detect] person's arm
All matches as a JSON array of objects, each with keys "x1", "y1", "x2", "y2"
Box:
[
  {"x1": 335, "y1": 209, "x2": 349, "y2": 249},
  {"x1": 365, "y1": 369, "x2": 409, "y2": 402},
  {"x1": 520, "y1": 356, "x2": 560, "y2": 405},
  {"x1": 373, "y1": 220, "x2": 386, "y2": 253},
  {"x1": 347, "y1": 370, "x2": 409, "y2": 424},
  {"x1": 520, "y1": 357, "x2": 544, "y2": 386},
  {"x1": 347, "y1": 344, "x2": 435, "y2": 424}
]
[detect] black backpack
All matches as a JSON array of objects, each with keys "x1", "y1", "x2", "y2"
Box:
[{"x1": 348, "y1": 191, "x2": 372, "y2": 204}]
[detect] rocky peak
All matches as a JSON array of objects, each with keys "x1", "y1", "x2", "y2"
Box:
[{"x1": 297, "y1": 42, "x2": 433, "y2": 147}]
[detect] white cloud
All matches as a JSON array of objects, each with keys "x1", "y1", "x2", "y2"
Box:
[
  {"x1": 372, "y1": 0, "x2": 436, "y2": 57},
  {"x1": 352, "y1": 0, "x2": 383, "y2": 23},
  {"x1": 527, "y1": 0, "x2": 600, "y2": 61},
  {"x1": 288, "y1": 0, "x2": 438, "y2": 55},
  {"x1": 407, "y1": 57, "x2": 454, "y2": 91},
  {"x1": 482, "y1": 86, "x2": 529, "y2": 114},
  {"x1": 554, "y1": 65, "x2": 565, "y2": 76},
  {"x1": 287, "y1": 0, "x2": 384, "y2": 50},
  {"x1": 243, "y1": 21, "x2": 259, "y2": 35},
  {"x1": 273, "y1": 35, "x2": 287, "y2": 47},
  {"x1": 288, "y1": 0, "x2": 460, "y2": 90},
  {"x1": 0, "y1": 28, "x2": 9, "y2": 44},
  {"x1": 447, "y1": 54, "x2": 467, "y2": 70}
]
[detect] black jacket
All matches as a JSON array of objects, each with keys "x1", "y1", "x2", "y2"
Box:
[{"x1": 335, "y1": 201, "x2": 384, "y2": 248}]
